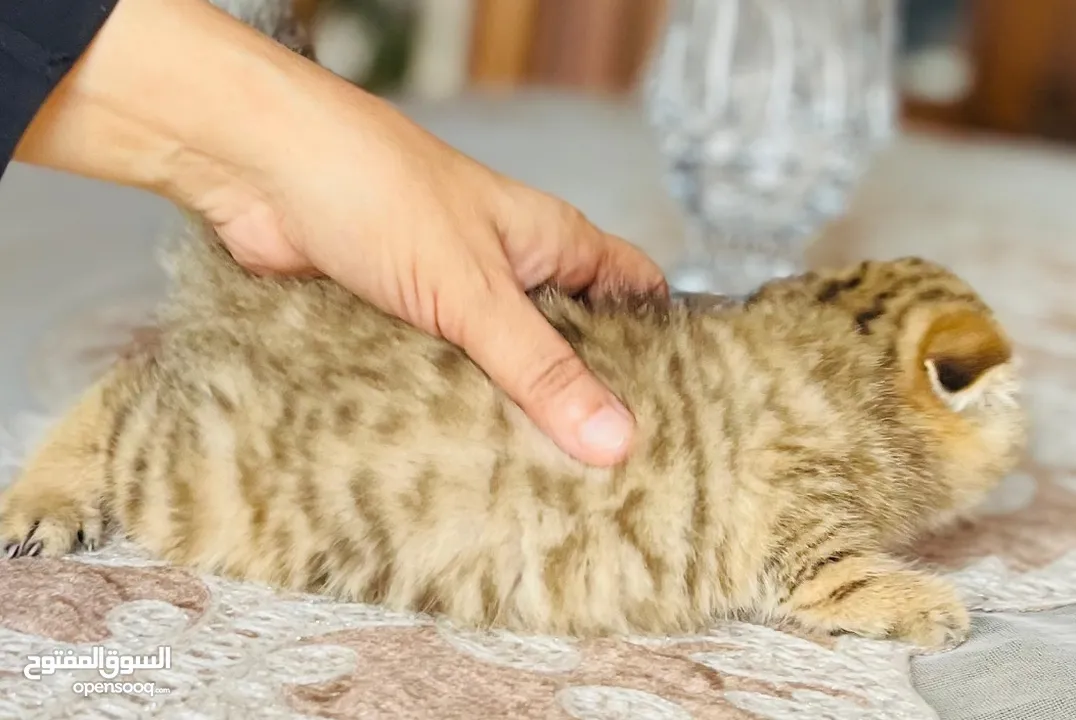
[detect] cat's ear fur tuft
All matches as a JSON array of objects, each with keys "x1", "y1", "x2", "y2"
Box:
[{"x1": 918, "y1": 308, "x2": 1018, "y2": 412}]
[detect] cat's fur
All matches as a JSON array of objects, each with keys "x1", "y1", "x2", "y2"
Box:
[
  {"x1": 0, "y1": 222, "x2": 1026, "y2": 649},
  {"x1": 212, "y1": 0, "x2": 315, "y2": 58}
]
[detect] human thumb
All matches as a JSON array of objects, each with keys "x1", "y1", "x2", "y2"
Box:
[{"x1": 454, "y1": 288, "x2": 636, "y2": 467}]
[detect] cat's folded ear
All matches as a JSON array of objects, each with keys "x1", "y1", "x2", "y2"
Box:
[{"x1": 909, "y1": 306, "x2": 1017, "y2": 412}]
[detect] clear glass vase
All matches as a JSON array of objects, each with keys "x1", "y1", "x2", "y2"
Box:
[{"x1": 645, "y1": 0, "x2": 899, "y2": 297}]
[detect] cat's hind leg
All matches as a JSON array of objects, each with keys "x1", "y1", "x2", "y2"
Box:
[
  {"x1": 0, "y1": 370, "x2": 125, "y2": 558},
  {"x1": 777, "y1": 551, "x2": 969, "y2": 650}
]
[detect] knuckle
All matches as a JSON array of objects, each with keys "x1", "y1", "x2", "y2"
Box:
[
  {"x1": 523, "y1": 351, "x2": 591, "y2": 404},
  {"x1": 437, "y1": 268, "x2": 507, "y2": 346},
  {"x1": 553, "y1": 199, "x2": 589, "y2": 231}
]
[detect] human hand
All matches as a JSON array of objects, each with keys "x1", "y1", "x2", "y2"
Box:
[
  {"x1": 208, "y1": 89, "x2": 666, "y2": 467},
  {"x1": 16, "y1": 0, "x2": 666, "y2": 467}
]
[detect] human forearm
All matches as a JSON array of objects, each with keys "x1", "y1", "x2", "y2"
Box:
[
  {"x1": 0, "y1": 1, "x2": 120, "y2": 180},
  {"x1": 12, "y1": 0, "x2": 337, "y2": 205}
]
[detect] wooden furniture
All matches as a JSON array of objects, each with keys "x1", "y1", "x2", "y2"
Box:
[
  {"x1": 468, "y1": 0, "x2": 667, "y2": 94},
  {"x1": 904, "y1": 0, "x2": 1076, "y2": 142}
]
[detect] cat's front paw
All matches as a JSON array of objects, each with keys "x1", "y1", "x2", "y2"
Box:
[
  {"x1": 883, "y1": 580, "x2": 969, "y2": 651},
  {"x1": 0, "y1": 488, "x2": 102, "y2": 559},
  {"x1": 782, "y1": 553, "x2": 970, "y2": 651}
]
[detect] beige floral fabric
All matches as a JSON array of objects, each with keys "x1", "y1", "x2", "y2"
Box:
[{"x1": 0, "y1": 539, "x2": 941, "y2": 719}]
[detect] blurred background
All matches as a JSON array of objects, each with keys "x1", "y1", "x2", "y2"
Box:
[{"x1": 298, "y1": 0, "x2": 1076, "y2": 144}]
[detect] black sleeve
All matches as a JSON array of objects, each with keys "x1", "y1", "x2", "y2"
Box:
[{"x1": 0, "y1": 1, "x2": 120, "y2": 182}]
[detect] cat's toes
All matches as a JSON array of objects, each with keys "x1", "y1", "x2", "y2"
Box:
[
  {"x1": 2, "y1": 518, "x2": 74, "y2": 558},
  {"x1": 888, "y1": 594, "x2": 970, "y2": 651},
  {"x1": 0, "y1": 502, "x2": 101, "y2": 559},
  {"x1": 75, "y1": 516, "x2": 104, "y2": 552},
  {"x1": 783, "y1": 554, "x2": 972, "y2": 651}
]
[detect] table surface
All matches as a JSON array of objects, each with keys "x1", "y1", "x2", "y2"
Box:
[{"x1": 1, "y1": 90, "x2": 1075, "y2": 720}]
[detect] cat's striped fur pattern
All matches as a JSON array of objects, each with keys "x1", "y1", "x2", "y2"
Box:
[{"x1": 0, "y1": 223, "x2": 1026, "y2": 649}]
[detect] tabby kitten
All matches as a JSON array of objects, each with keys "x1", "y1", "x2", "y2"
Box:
[{"x1": 0, "y1": 222, "x2": 1026, "y2": 649}]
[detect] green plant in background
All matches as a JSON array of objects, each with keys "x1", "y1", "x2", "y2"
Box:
[{"x1": 314, "y1": 0, "x2": 418, "y2": 95}]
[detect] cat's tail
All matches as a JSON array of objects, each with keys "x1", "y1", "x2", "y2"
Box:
[
  {"x1": 155, "y1": 214, "x2": 266, "y2": 321},
  {"x1": 156, "y1": 214, "x2": 354, "y2": 327},
  {"x1": 154, "y1": 210, "x2": 303, "y2": 322}
]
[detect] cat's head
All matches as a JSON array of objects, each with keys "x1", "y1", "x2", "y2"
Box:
[{"x1": 774, "y1": 258, "x2": 1028, "y2": 516}]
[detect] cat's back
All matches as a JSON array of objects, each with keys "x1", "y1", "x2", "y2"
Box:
[{"x1": 150, "y1": 244, "x2": 899, "y2": 498}]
